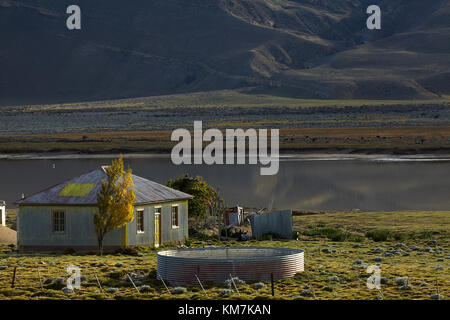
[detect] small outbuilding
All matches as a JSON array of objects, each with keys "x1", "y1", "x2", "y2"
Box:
[
  {"x1": 223, "y1": 206, "x2": 244, "y2": 227},
  {"x1": 15, "y1": 166, "x2": 193, "y2": 252}
]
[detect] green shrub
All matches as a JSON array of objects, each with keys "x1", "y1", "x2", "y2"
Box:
[
  {"x1": 392, "y1": 233, "x2": 408, "y2": 241},
  {"x1": 366, "y1": 230, "x2": 391, "y2": 242},
  {"x1": 302, "y1": 227, "x2": 363, "y2": 242},
  {"x1": 415, "y1": 231, "x2": 434, "y2": 239}
]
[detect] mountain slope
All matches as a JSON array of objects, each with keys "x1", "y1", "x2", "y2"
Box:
[{"x1": 0, "y1": 0, "x2": 449, "y2": 105}]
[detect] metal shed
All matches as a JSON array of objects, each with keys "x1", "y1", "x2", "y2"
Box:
[{"x1": 15, "y1": 167, "x2": 193, "y2": 252}]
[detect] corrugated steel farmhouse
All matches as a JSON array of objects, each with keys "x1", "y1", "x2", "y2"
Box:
[{"x1": 16, "y1": 167, "x2": 193, "y2": 252}]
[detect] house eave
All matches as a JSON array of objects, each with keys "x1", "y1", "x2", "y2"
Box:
[{"x1": 16, "y1": 196, "x2": 193, "y2": 207}]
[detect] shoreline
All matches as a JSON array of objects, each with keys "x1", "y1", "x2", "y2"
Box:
[{"x1": 2, "y1": 149, "x2": 450, "y2": 161}]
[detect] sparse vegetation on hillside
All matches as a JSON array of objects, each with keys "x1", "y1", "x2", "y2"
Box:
[{"x1": 1, "y1": 0, "x2": 450, "y2": 105}]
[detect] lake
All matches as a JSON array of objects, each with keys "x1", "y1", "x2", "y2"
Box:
[{"x1": 1, "y1": 155, "x2": 450, "y2": 211}]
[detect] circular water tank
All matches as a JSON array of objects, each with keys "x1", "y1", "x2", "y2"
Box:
[{"x1": 157, "y1": 246, "x2": 304, "y2": 285}]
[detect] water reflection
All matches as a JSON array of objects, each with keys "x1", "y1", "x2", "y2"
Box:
[{"x1": 0, "y1": 157, "x2": 449, "y2": 211}]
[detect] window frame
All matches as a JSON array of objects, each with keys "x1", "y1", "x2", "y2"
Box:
[
  {"x1": 171, "y1": 205, "x2": 179, "y2": 229},
  {"x1": 136, "y1": 209, "x2": 145, "y2": 234},
  {"x1": 52, "y1": 210, "x2": 66, "y2": 234}
]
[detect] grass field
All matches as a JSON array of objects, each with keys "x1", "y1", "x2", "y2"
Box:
[
  {"x1": 1, "y1": 91, "x2": 450, "y2": 154},
  {"x1": 0, "y1": 211, "x2": 448, "y2": 300}
]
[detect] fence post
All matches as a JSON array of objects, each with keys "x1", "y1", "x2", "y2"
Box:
[
  {"x1": 195, "y1": 274, "x2": 207, "y2": 296},
  {"x1": 94, "y1": 272, "x2": 104, "y2": 294},
  {"x1": 271, "y1": 273, "x2": 274, "y2": 296},
  {"x1": 229, "y1": 274, "x2": 240, "y2": 296},
  {"x1": 11, "y1": 266, "x2": 17, "y2": 288},
  {"x1": 37, "y1": 267, "x2": 43, "y2": 290},
  {"x1": 127, "y1": 273, "x2": 140, "y2": 293}
]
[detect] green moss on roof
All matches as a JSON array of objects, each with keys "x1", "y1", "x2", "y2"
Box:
[{"x1": 59, "y1": 183, "x2": 96, "y2": 197}]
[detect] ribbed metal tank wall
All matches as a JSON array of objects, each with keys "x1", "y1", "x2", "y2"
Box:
[{"x1": 157, "y1": 247, "x2": 304, "y2": 285}]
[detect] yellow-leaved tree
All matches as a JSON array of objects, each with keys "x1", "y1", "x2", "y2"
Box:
[{"x1": 95, "y1": 156, "x2": 136, "y2": 255}]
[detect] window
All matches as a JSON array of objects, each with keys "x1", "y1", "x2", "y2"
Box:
[
  {"x1": 52, "y1": 210, "x2": 65, "y2": 233},
  {"x1": 171, "y1": 205, "x2": 179, "y2": 228},
  {"x1": 136, "y1": 210, "x2": 144, "y2": 233}
]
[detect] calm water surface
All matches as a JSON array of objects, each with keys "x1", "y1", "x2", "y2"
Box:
[{"x1": 1, "y1": 157, "x2": 450, "y2": 211}]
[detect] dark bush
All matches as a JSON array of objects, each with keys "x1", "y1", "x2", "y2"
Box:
[
  {"x1": 63, "y1": 247, "x2": 76, "y2": 255},
  {"x1": 366, "y1": 230, "x2": 391, "y2": 242}
]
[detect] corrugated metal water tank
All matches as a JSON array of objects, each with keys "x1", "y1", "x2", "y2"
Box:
[{"x1": 157, "y1": 247, "x2": 304, "y2": 285}]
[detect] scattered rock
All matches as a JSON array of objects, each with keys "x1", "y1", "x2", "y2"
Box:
[
  {"x1": 395, "y1": 277, "x2": 409, "y2": 286},
  {"x1": 328, "y1": 276, "x2": 339, "y2": 281},
  {"x1": 430, "y1": 294, "x2": 444, "y2": 300},
  {"x1": 140, "y1": 285, "x2": 151, "y2": 293},
  {"x1": 49, "y1": 261, "x2": 56, "y2": 265},
  {"x1": 321, "y1": 248, "x2": 332, "y2": 254},
  {"x1": 434, "y1": 265, "x2": 444, "y2": 270},
  {"x1": 372, "y1": 257, "x2": 384, "y2": 262},
  {"x1": 437, "y1": 258, "x2": 444, "y2": 262},
  {"x1": 62, "y1": 287, "x2": 74, "y2": 294},
  {"x1": 107, "y1": 287, "x2": 119, "y2": 294},
  {"x1": 353, "y1": 260, "x2": 363, "y2": 265},
  {"x1": 299, "y1": 289, "x2": 312, "y2": 297},
  {"x1": 419, "y1": 282, "x2": 429, "y2": 287},
  {"x1": 372, "y1": 247, "x2": 385, "y2": 253},
  {"x1": 400, "y1": 285, "x2": 413, "y2": 290},
  {"x1": 224, "y1": 277, "x2": 245, "y2": 288},
  {"x1": 114, "y1": 262, "x2": 123, "y2": 268},
  {"x1": 171, "y1": 287, "x2": 187, "y2": 294},
  {"x1": 352, "y1": 244, "x2": 361, "y2": 248},
  {"x1": 253, "y1": 282, "x2": 265, "y2": 290},
  {"x1": 0, "y1": 266, "x2": 8, "y2": 270},
  {"x1": 52, "y1": 277, "x2": 65, "y2": 288},
  {"x1": 220, "y1": 289, "x2": 233, "y2": 296}
]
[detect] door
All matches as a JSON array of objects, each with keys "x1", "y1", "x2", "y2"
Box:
[{"x1": 154, "y1": 207, "x2": 161, "y2": 247}]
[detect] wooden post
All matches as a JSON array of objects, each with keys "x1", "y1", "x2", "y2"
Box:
[
  {"x1": 11, "y1": 266, "x2": 17, "y2": 288},
  {"x1": 230, "y1": 274, "x2": 240, "y2": 296},
  {"x1": 126, "y1": 273, "x2": 140, "y2": 293},
  {"x1": 308, "y1": 274, "x2": 316, "y2": 299},
  {"x1": 271, "y1": 273, "x2": 274, "y2": 296},
  {"x1": 158, "y1": 273, "x2": 171, "y2": 295},
  {"x1": 37, "y1": 267, "x2": 43, "y2": 290},
  {"x1": 436, "y1": 278, "x2": 440, "y2": 299},
  {"x1": 195, "y1": 274, "x2": 207, "y2": 296},
  {"x1": 94, "y1": 272, "x2": 104, "y2": 294}
]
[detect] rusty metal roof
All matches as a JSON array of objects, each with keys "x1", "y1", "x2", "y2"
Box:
[{"x1": 16, "y1": 167, "x2": 193, "y2": 206}]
